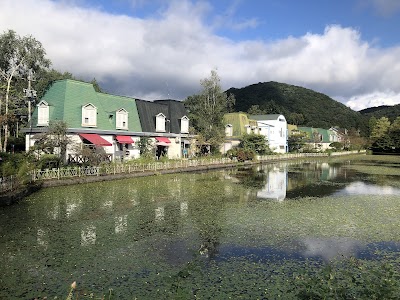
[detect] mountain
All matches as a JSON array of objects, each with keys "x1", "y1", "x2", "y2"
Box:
[
  {"x1": 359, "y1": 104, "x2": 400, "y2": 121},
  {"x1": 226, "y1": 81, "x2": 367, "y2": 133}
]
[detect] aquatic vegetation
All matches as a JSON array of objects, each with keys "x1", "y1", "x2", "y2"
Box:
[{"x1": 1, "y1": 155, "x2": 400, "y2": 298}]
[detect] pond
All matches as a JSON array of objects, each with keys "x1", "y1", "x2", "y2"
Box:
[{"x1": 1, "y1": 155, "x2": 400, "y2": 299}]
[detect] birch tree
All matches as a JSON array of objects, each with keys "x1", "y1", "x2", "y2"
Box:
[
  {"x1": 0, "y1": 30, "x2": 50, "y2": 152},
  {"x1": 185, "y1": 70, "x2": 235, "y2": 152}
]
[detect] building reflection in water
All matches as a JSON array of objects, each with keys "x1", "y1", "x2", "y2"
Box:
[
  {"x1": 115, "y1": 215, "x2": 128, "y2": 234},
  {"x1": 256, "y1": 166, "x2": 287, "y2": 201},
  {"x1": 81, "y1": 225, "x2": 96, "y2": 246},
  {"x1": 155, "y1": 206, "x2": 165, "y2": 222},
  {"x1": 37, "y1": 228, "x2": 48, "y2": 249},
  {"x1": 180, "y1": 202, "x2": 188, "y2": 216}
]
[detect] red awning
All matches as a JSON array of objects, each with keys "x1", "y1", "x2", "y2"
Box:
[
  {"x1": 155, "y1": 137, "x2": 171, "y2": 143},
  {"x1": 116, "y1": 135, "x2": 134, "y2": 144},
  {"x1": 79, "y1": 133, "x2": 112, "y2": 146}
]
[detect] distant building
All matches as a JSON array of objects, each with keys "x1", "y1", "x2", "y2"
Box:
[
  {"x1": 297, "y1": 127, "x2": 342, "y2": 151},
  {"x1": 221, "y1": 112, "x2": 260, "y2": 154},
  {"x1": 250, "y1": 114, "x2": 288, "y2": 153}
]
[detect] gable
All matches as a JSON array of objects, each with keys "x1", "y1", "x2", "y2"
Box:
[{"x1": 31, "y1": 79, "x2": 142, "y2": 132}]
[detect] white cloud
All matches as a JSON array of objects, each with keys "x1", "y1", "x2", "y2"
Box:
[
  {"x1": 1, "y1": 0, "x2": 400, "y2": 110},
  {"x1": 346, "y1": 91, "x2": 400, "y2": 111}
]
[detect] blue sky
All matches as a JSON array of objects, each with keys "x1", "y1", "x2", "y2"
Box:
[
  {"x1": 1, "y1": 0, "x2": 400, "y2": 110},
  {"x1": 88, "y1": 0, "x2": 399, "y2": 46}
]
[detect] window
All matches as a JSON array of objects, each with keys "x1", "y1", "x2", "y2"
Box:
[
  {"x1": 156, "y1": 113, "x2": 166, "y2": 132},
  {"x1": 37, "y1": 100, "x2": 49, "y2": 126},
  {"x1": 82, "y1": 103, "x2": 97, "y2": 127},
  {"x1": 225, "y1": 124, "x2": 233, "y2": 137},
  {"x1": 116, "y1": 108, "x2": 128, "y2": 130},
  {"x1": 245, "y1": 125, "x2": 251, "y2": 134},
  {"x1": 180, "y1": 116, "x2": 189, "y2": 133}
]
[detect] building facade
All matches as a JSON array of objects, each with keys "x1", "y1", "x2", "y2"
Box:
[
  {"x1": 25, "y1": 79, "x2": 190, "y2": 162},
  {"x1": 250, "y1": 114, "x2": 288, "y2": 153}
]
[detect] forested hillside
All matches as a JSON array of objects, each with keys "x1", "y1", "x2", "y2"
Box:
[
  {"x1": 226, "y1": 82, "x2": 367, "y2": 133},
  {"x1": 359, "y1": 104, "x2": 400, "y2": 121}
]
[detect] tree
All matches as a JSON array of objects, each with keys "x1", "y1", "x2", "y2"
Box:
[
  {"x1": 185, "y1": 70, "x2": 235, "y2": 153},
  {"x1": 288, "y1": 131, "x2": 308, "y2": 152},
  {"x1": 32, "y1": 121, "x2": 71, "y2": 164},
  {"x1": 138, "y1": 137, "x2": 154, "y2": 159},
  {"x1": 388, "y1": 116, "x2": 400, "y2": 153},
  {"x1": 247, "y1": 104, "x2": 266, "y2": 115},
  {"x1": 370, "y1": 117, "x2": 390, "y2": 141},
  {"x1": 288, "y1": 113, "x2": 305, "y2": 125},
  {"x1": 239, "y1": 133, "x2": 271, "y2": 155},
  {"x1": 34, "y1": 68, "x2": 74, "y2": 100},
  {"x1": 0, "y1": 30, "x2": 50, "y2": 152}
]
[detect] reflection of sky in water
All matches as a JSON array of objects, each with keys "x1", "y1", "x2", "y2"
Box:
[
  {"x1": 333, "y1": 181, "x2": 400, "y2": 196},
  {"x1": 299, "y1": 237, "x2": 361, "y2": 260},
  {"x1": 218, "y1": 239, "x2": 400, "y2": 262},
  {"x1": 253, "y1": 163, "x2": 400, "y2": 200}
]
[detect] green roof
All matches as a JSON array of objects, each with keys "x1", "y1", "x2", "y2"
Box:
[
  {"x1": 298, "y1": 127, "x2": 331, "y2": 143},
  {"x1": 32, "y1": 79, "x2": 141, "y2": 132},
  {"x1": 223, "y1": 112, "x2": 257, "y2": 137}
]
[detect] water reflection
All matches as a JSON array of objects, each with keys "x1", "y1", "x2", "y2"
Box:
[
  {"x1": 115, "y1": 215, "x2": 128, "y2": 234},
  {"x1": 81, "y1": 225, "x2": 96, "y2": 246},
  {"x1": 333, "y1": 181, "x2": 400, "y2": 196},
  {"x1": 299, "y1": 237, "x2": 362, "y2": 261},
  {"x1": 1, "y1": 158, "x2": 400, "y2": 298},
  {"x1": 231, "y1": 161, "x2": 400, "y2": 200},
  {"x1": 256, "y1": 166, "x2": 287, "y2": 201}
]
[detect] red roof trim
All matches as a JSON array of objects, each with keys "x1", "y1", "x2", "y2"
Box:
[
  {"x1": 116, "y1": 135, "x2": 134, "y2": 144},
  {"x1": 79, "y1": 133, "x2": 112, "y2": 146},
  {"x1": 155, "y1": 137, "x2": 171, "y2": 143}
]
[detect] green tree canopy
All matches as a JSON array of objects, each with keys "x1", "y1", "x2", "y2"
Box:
[
  {"x1": 370, "y1": 117, "x2": 391, "y2": 141},
  {"x1": 185, "y1": 70, "x2": 235, "y2": 153},
  {"x1": 239, "y1": 133, "x2": 270, "y2": 155},
  {"x1": 0, "y1": 29, "x2": 51, "y2": 151}
]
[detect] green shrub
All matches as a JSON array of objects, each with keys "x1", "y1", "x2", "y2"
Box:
[{"x1": 37, "y1": 154, "x2": 61, "y2": 169}]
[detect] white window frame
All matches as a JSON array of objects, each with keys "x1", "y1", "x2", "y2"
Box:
[
  {"x1": 245, "y1": 125, "x2": 251, "y2": 134},
  {"x1": 180, "y1": 116, "x2": 189, "y2": 134},
  {"x1": 116, "y1": 108, "x2": 128, "y2": 130},
  {"x1": 156, "y1": 113, "x2": 166, "y2": 132},
  {"x1": 82, "y1": 103, "x2": 97, "y2": 127},
  {"x1": 37, "y1": 100, "x2": 49, "y2": 126},
  {"x1": 225, "y1": 124, "x2": 233, "y2": 137}
]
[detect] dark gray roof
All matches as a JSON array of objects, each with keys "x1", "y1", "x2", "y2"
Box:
[{"x1": 136, "y1": 99, "x2": 188, "y2": 134}]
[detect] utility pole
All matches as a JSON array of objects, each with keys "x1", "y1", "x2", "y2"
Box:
[{"x1": 24, "y1": 69, "x2": 37, "y2": 151}]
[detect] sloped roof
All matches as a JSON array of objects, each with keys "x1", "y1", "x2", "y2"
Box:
[
  {"x1": 136, "y1": 99, "x2": 188, "y2": 134},
  {"x1": 154, "y1": 100, "x2": 189, "y2": 133},
  {"x1": 298, "y1": 127, "x2": 331, "y2": 143},
  {"x1": 96, "y1": 92, "x2": 141, "y2": 131},
  {"x1": 249, "y1": 114, "x2": 285, "y2": 121},
  {"x1": 32, "y1": 79, "x2": 142, "y2": 132},
  {"x1": 223, "y1": 112, "x2": 256, "y2": 137}
]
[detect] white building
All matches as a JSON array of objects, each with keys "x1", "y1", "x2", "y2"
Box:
[{"x1": 250, "y1": 114, "x2": 288, "y2": 153}]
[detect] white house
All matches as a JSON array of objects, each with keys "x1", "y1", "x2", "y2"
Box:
[{"x1": 250, "y1": 114, "x2": 288, "y2": 153}]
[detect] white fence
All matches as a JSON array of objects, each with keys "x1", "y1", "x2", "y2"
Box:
[{"x1": 1, "y1": 151, "x2": 366, "y2": 192}]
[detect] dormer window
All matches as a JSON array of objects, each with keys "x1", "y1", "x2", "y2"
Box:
[
  {"x1": 37, "y1": 100, "x2": 49, "y2": 126},
  {"x1": 180, "y1": 116, "x2": 189, "y2": 134},
  {"x1": 225, "y1": 124, "x2": 233, "y2": 137},
  {"x1": 116, "y1": 108, "x2": 128, "y2": 130},
  {"x1": 82, "y1": 103, "x2": 97, "y2": 127},
  {"x1": 156, "y1": 113, "x2": 166, "y2": 132}
]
